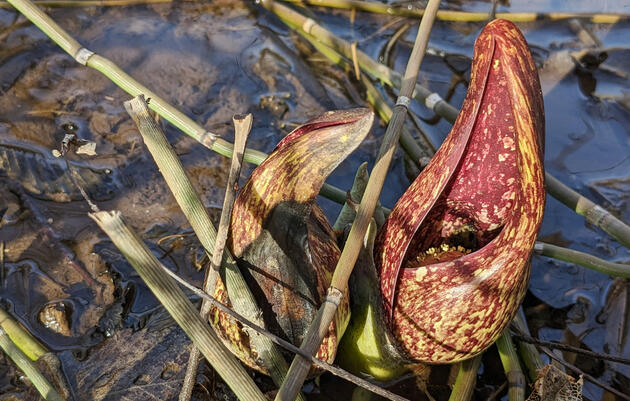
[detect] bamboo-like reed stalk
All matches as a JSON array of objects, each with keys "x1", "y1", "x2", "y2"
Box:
[
  {"x1": 0, "y1": 308, "x2": 71, "y2": 399},
  {"x1": 89, "y1": 210, "x2": 267, "y2": 401},
  {"x1": 266, "y1": 0, "x2": 630, "y2": 251},
  {"x1": 178, "y1": 115, "x2": 251, "y2": 400},
  {"x1": 0, "y1": 308, "x2": 47, "y2": 361},
  {"x1": 0, "y1": 328, "x2": 64, "y2": 401},
  {"x1": 496, "y1": 331, "x2": 526, "y2": 401},
  {"x1": 448, "y1": 355, "x2": 482, "y2": 401},
  {"x1": 272, "y1": 0, "x2": 441, "y2": 399},
  {"x1": 278, "y1": 0, "x2": 629, "y2": 23},
  {"x1": 545, "y1": 174, "x2": 630, "y2": 250},
  {"x1": 0, "y1": 0, "x2": 170, "y2": 6},
  {"x1": 124, "y1": 96, "x2": 293, "y2": 396},
  {"x1": 534, "y1": 241, "x2": 630, "y2": 277}
]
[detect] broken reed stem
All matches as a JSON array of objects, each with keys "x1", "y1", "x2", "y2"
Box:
[
  {"x1": 512, "y1": 309, "x2": 545, "y2": 382},
  {"x1": 160, "y1": 262, "x2": 410, "y2": 401},
  {"x1": 534, "y1": 241, "x2": 630, "y2": 278},
  {"x1": 272, "y1": 0, "x2": 441, "y2": 399},
  {"x1": 123, "y1": 96, "x2": 293, "y2": 396},
  {"x1": 545, "y1": 174, "x2": 630, "y2": 250},
  {"x1": 448, "y1": 355, "x2": 482, "y2": 401},
  {"x1": 179, "y1": 114, "x2": 257, "y2": 401},
  {"x1": 89, "y1": 211, "x2": 267, "y2": 401},
  {"x1": 496, "y1": 331, "x2": 526, "y2": 401},
  {"x1": 277, "y1": 0, "x2": 629, "y2": 23},
  {"x1": 0, "y1": 328, "x2": 63, "y2": 401},
  {"x1": 206, "y1": 114, "x2": 251, "y2": 291},
  {"x1": 0, "y1": 307, "x2": 47, "y2": 361},
  {"x1": 268, "y1": 0, "x2": 630, "y2": 251},
  {"x1": 1, "y1": 298, "x2": 71, "y2": 399},
  {"x1": 124, "y1": 94, "x2": 219, "y2": 262}
]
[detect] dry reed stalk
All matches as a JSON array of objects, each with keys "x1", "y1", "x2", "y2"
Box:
[
  {"x1": 124, "y1": 96, "x2": 293, "y2": 396},
  {"x1": 271, "y1": 0, "x2": 442, "y2": 398}
]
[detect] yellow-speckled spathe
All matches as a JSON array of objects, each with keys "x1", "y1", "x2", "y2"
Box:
[
  {"x1": 210, "y1": 109, "x2": 373, "y2": 373},
  {"x1": 375, "y1": 19, "x2": 545, "y2": 363}
]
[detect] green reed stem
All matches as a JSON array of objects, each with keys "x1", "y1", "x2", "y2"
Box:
[
  {"x1": 545, "y1": 174, "x2": 630, "y2": 250},
  {"x1": 448, "y1": 355, "x2": 482, "y2": 401},
  {"x1": 534, "y1": 241, "x2": 630, "y2": 277},
  {"x1": 277, "y1": 0, "x2": 629, "y2": 23},
  {"x1": 0, "y1": 307, "x2": 47, "y2": 361},
  {"x1": 0, "y1": 328, "x2": 63, "y2": 401},
  {"x1": 124, "y1": 96, "x2": 295, "y2": 397},
  {"x1": 496, "y1": 331, "x2": 526, "y2": 401},
  {"x1": 1, "y1": 288, "x2": 76, "y2": 399}
]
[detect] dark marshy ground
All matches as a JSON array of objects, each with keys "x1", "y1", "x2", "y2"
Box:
[{"x1": 1, "y1": 0, "x2": 630, "y2": 400}]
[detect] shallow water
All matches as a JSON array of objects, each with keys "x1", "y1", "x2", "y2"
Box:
[{"x1": 1, "y1": 0, "x2": 629, "y2": 400}]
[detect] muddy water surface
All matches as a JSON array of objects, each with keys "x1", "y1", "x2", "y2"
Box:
[{"x1": 1, "y1": 0, "x2": 630, "y2": 400}]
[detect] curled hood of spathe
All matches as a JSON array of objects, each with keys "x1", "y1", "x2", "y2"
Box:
[
  {"x1": 375, "y1": 19, "x2": 545, "y2": 363},
  {"x1": 210, "y1": 108, "x2": 374, "y2": 373}
]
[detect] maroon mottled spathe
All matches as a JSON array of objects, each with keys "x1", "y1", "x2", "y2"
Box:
[{"x1": 375, "y1": 19, "x2": 545, "y2": 363}]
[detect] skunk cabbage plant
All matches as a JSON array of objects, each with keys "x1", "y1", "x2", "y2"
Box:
[
  {"x1": 210, "y1": 109, "x2": 374, "y2": 373},
  {"x1": 375, "y1": 19, "x2": 545, "y2": 363}
]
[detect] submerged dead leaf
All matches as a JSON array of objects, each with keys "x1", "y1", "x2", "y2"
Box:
[{"x1": 527, "y1": 364, "x2": 583, "y2": 401}]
